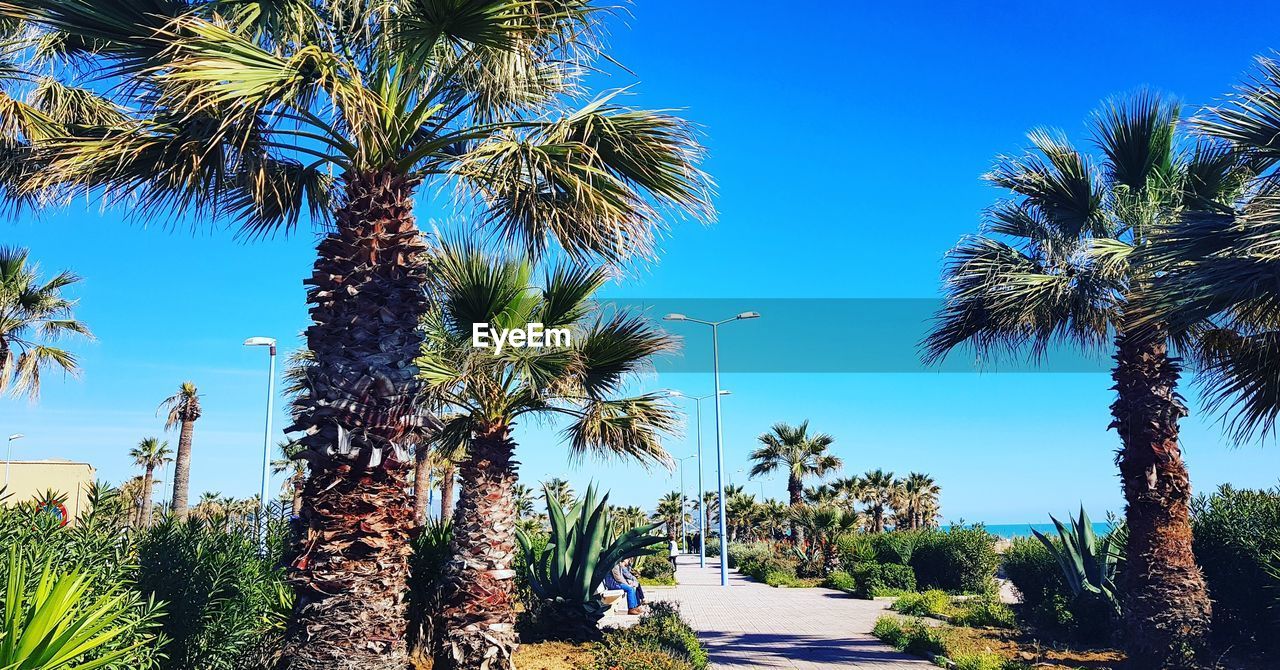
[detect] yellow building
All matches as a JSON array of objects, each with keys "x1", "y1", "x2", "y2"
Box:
[{"x1": 3, "y1": 459, "x2": 96, "y2": 523}]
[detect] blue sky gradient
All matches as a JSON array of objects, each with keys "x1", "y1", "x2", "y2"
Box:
[{"x1": 5, "y1": 1, "x2": 1280, "y2": 522}]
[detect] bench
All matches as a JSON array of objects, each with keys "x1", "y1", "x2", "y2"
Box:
[{"x1": 601, "y1": 589, "x2": 629, "y2": 615}]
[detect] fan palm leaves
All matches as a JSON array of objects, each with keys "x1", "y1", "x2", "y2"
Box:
[
  {"x1": 652, "y1": 491, "x2": 689, "y2": 541},
  {"x1": 0, "y1": 247, "x2": 91, "y2": 400},
  {"x1": 128, "y1": 437, "x2": 171, "y2": 528},
  {"x1": 540, "y1": 477, "x2": 575, "y2": 509},
  {"x1": 157, "y1": 381, "x2": 201, "y2": 518},
  {"x1": 923, "y1": 93, "x2": 1243, "y2": 666},
  {"x1": 857, "y1": 469, "x2": 897, "y2": 533},
  {"x1": 749, "y1": 420, "x2": 841, "y2": 544},
  {"x1": 416, "y1": 239, "x2": 679, "y2": 665},
  {"x1": 896, "y1": 472, "x2": 941, "y2": 530}
]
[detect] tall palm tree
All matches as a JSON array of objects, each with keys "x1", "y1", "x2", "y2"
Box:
[
  {"x1": 803, "y1": 484, "x2": 839, "y2": 507},
  {"x1": 9, "y1": 3, "x2": 709, "y2": 667},
  {"x1": 699, "y1": 490, "x2": 719, "y2": 541},
  {"x1": 896, "y1": 473, "x2": 940, "y2": 530},
  {"x1": 832, "y1": 475, "x2": 864, "y2": 515},
  {"x1": 724, "y1": 491, "x2": 758, "y2": 542},
  {"x1": 158, "y1": 381, "x2": 201, "y2": 518},
  {"x1": 856, "y1": 469, "x2": 896, "y2": 533},
  {"x1": 0, "y1": 247, "x2": 91, "y2": 399},
  {"x1": 613, "y1": 505, "x2": 647, "y2": 534},
  {"x1": 653, "y1": 491, "x2": 689, "y2": 542},
  {"x1": 129, "y1": 437, "x2": 172, "y2": 528},
  {"x1": 513, "y1": 484, "x2": 537, "y2": 520},
  {"x1": 540, "y1": 477, "x2": 576, "y2": 509},
  {"x1": 922, "y1": 94, "x2": 1249, "y2": 668},
  {"x1": 749, "y1": 420, "x2": 841, "y2": 545},
  {"x1": 416, "y1": 241, "x2": 678, "y2": 667},
  {"x1": 272, "y1": 439, "x2": 308, "y2": 517}
]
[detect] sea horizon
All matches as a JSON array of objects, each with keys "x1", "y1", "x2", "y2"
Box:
[{"x1": 974, "y1": 522, "x2": 1116, "y2": 540}]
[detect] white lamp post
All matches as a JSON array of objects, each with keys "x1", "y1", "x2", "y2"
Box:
[
  {"x1": 244, "y1": 337, "x2": 277, "y2": 550},
  {"x1": 676, "y1": 454, "x2": 695, "y2": 553},
  {"x1": 664, "y1": 311, "x2": 759, "y2": 587},
  {"x1": 4, "y1": 434, "x2": 24, "y2": 487},
  {"x1": 668, "y1": 390, "x2": 730, "y2": 568}
]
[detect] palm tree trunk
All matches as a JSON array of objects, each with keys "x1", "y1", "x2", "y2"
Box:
[
  {"x1": 171, "y1": 419, "x2": 195, "y2": 518},
  {"x1": 439, "y1": 463, "x2": 457, "y2": 521},
  {"x1": 1110, "y1": 329, "x2": 1211, "y2": 669},
  {"x1": 434, "y1": 427, "x2": 519, "y2": 670},
  {"x1": 788, "y1": 476, "x2": 804, "y2": 545},
  {"x1": 281, "y1": 171, "x2": 432, "y2": 670},
  {"x1": 141, "y1": 466, "x2": 155, "y2": 527},
  {"x1": 291, "y1": 473, "x2": 304, "y2": 517},
  {"x1": 413, "y1": 445, "x2": 432, "y2": 526}
]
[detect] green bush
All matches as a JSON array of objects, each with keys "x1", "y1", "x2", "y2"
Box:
[
  {"x1": 1001, "y1": 536, "x2": 1073, "y2": 631},
  {"x1": 636, "y1": 551, "x2": 675, "y2": 582},
  {"x1": 871, "y1": 615, "x2": 905, "y2": 647},
  {"x1": 824, "y1": 570, "x2": 856, "y2": 592},
  {"x1": 728, "y1": 542, "x2": 799, "y2": 584},
  {"x1": 1191, "y1": 484, "x2": 1280, "y2": 654},
  {"x1": 592, "y1": 602, "x2": 706, "y2": 670},
  {"x1": 871, "y1": 530, "x2": 924, "y2": 565},
  {"x1": 876, "y1": 616, "x2": 946, "y2": 656},
  {"x1": 726, "y1": 542, "x2": 772, "y2": 570},
  {"x1": 952, "y1": 593, "x2": 1016, "y2": 628},
  {"x1": 135, "y1": 517, "x2": 287, "y2": 670},
  {"x1": 892, "y1": 589, "x2": 952, "y2": 617},
  {"x1": 911, "y1": 526, "x2": 999, "y2": 593},
  {"x1": 407, "y1": 518, "x2": 453, "y2": 646},
  {"x1": 952, "y1": 653, "x2": 1018, "y2": 670},
  {"x1": 850, "y1": 560, "x2": 916, "y2": 597}
]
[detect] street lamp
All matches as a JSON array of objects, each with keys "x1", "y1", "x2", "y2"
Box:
[
  {"x1": 244, "y1": 337, "x2": 276, "y2": 550},
  {"x1": 664, "y1": 310, "x2": 759, "y2": 586},
  {"x1": 668, "y1": 390, "x2": 730, "y2": 568},
  {"x1": 676, "y1": 454, "x2": 695, "y2": 553},
  {"x1": 4, "y1": 434, "x2": 24, "y2": 487}
]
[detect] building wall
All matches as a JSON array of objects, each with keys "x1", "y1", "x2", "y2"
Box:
[{"x1": 4, "y1": 460, "x2": 96, "y2": 523}]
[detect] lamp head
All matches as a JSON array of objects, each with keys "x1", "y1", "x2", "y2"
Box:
[
  {"x1": 718, "y1": 390, "x2": 732, "y2": 396},
  {"x1": 736, "y1": 311, "x2": 760, "y2": 320},
  {"x1": 243, "y1": 337, "x2": 276, "y2": 347},
  {"x1": 663, "y1": 313, "x2": 687, "y2": 322},
  {"x1": 7, "y1": 433, "x2": 22, "y2": 441},
  {"x1": 667, "y1": 390, "x2": 684, "y2": 398}
]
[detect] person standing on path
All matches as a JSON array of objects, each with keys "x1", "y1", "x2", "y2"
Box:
[{"x1": 669, "y1": 538, "x2": 680, "y2": 570}]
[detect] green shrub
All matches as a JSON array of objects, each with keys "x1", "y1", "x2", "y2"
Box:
[
  {"x1": 1002, "y1": 536, "x2": 1073, "y2": 630},
  {"x1": 135, "y1": 517, "x2": 286, "y2": 670},
  {"x1": 1191, "y1": 484, "x2": 1280, "y2": 654},
  {"x1": 871, "y1": 615, "x2": 905, "y2": 647},
  {"x1": 592, "y1": 602, "x2": 706, "y2": 670},
  {"x1": 911, "y1": 526, "x2": 999, "y2": 593},
  {"x1": 729, "y1": 542, "x2": 799, "y2": 584},
  {"x1": 893, "y1": 589, "x2": 952, "y2": 617},
  {"x1": 824, "y1": 570, "x2": 856, "y2": 592},
  {"x1": 872, "y1": 614, "x2": 945, "y2": 656},
  {"x1": 636, "y1": 550, "x2": 675, "y2": 582},
  {"x1": 726, "y1": 542, "x2": 772, "y2": 571},
  {"x1": 952, "y1": 653, "x2": 1018, "y2": 670},
  {"x1": 850, "y1": 560, "x2": 916, "y2": 597},
  {"x1": 952, "y1": 593, "x2": 1016, "y2": 628},
  {"x1": 836, "y1": 532, "x2": 875, "y2": 570},
  {"x1": 871, "y1": 530, "x2": 924, "y2": 565},
  {"x1": 407, "y1": 518, "x2": 453, "y2": 646}
]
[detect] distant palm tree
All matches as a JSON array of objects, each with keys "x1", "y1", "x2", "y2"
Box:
[
  {"x1": 749, "y1": 421, "x2": 842, "y2": 545},
  {"x1": 417, "y1": 241, "x2": 679, "y2": 665},
  {"x1": 922, "y1": 94, "x2": 1234, "y2": 664},
  {"x1": 832, "y1": 476, "x2": 864, "y2": 514},
  {"x1": 540, "y1": 478, "x2": 576, "y2": 509},
  {"x1": 158, "y1": 381, "x2": 201, "y2": 518},
  {"x1": 129, "y1": 437, "x2": 172, "y2": 527},
  {"x1": 0, "y1": 247, "x2": 91, "y2": 399},
  {"x1": 896, "y1": 473, "x2": 941, "y2": 529},
  {"x1": 193, "y1": 491, "x2": 224, "y2": 520},
  {"x1": 857, "y1": 469, "x2": 897, "y2": 533},
  {"x1": 794, "y1": 505, "x2": 857, "y2": 576},
  {"x1": 653, "y1": 492, "x2": 690, "y2": 541},
  {"x1": 513, "y1": 484, "x2": 537, "y2": 520},
  {"x1": 757, "y1": 499, "x2": 790, "y2": 541},
  {"x1": 803, "y1": 484, "x2": 839, "y2": 508},
  {"x1": 613, "y1": 505, "x2": 648, "y2": 534},
  {"x1": 271, "y1": 440, "x2": 307, "y2": 517},
  {"x1": 724, "y1": 492, "x2": 758, "y2": 542}
]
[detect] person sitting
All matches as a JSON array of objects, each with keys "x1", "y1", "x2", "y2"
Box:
[
  {"x1": 621, "y1": 558, "x2": 645, "y2": 605},
  {"x1": 605, "y1": 561, "x2": 643, "y2": 615}
]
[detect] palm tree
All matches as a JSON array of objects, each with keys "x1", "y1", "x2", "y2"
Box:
[
  {"x1": 513, "y1": 484, "x2": 537, "y2": 520},
  {"x1": 793, "y1": 506, "x2": 857, "y2": 576},
  {"x1": 803, "y1": 484, "x2": 839, "y2": 508},
  {"x1": 921, "y1": 94, "x2": 1246, "y2": 667},
  {"x1": 832, "y1": 475, "x2": 864, "y2": 515},
  {"x1": 417, "y1": 241, "x2": 679, "y2": 667},
  {"x1": 0, "y1": 247, "x2": 91, "y2": 399},
  {"x1": 724, "y1": 491, "x2": 758, "y2": 542},
  {"x1": 272, "y1": 439, "x2": 308, "y2": 517},
  {"x1": 193, "y1": 491, "x2": 225, "y2": 521},
  {"x1": 11, "y1": 3, "x2": 710, "y2": 667},
  {"x1": 757, "y1": 499, "x2": 790, "y2": 541},
  {"x1": 158, "y1": 382, "x2": 201, "y2": 518},
  {"x1": 540, "y1": 478, "x2": 576, "y2": 509},
  {"x1": 699, "y1": 491, "x2": 719, "y2": 541},
  {"x1": 653, "y1": 491, "x2": 689, "y2": 542},
  {"x1": 858, "y1": 469, "x2": 897, "y2": 533},
  {"x1": 129, "y1": 437, "x2": 171, "y2": 528},
  {"x1": 896, "y1": 473, "x2": 941, "y2": 530},
  {"x1": 613, "y1": 505, "x2": 648, "y2": 534},
  {"x1": 749, "y1": 421, "x2": 841, "y2": 545}
]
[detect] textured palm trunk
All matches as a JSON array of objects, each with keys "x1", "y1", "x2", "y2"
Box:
[
  {"x1": 171, "y1": 419, "x2": 196, "y2": 518},
  {"x1": 280, "y1": 171, "x2": 432, "y2": 670},
  {"x1": 413, "y1": 446, "x2": 432, "y2": 526},
  {"x1": 141, "y1": 466, "x2": 155, "y2": 527},
  {"x1": 1110, "y1": 329, "x2": 1211, "y2": 669},
  {"x1": 788, "y1": 476, "x2": 804, "y2": 545},
  {"x1": 291, "y1": 473, "x2": 304, "y2": 517},
  {"x1": 439, "y1": 463, "x2": 457, "y2": 521},
  {"x1": 434, "y1": 428, "x2": 519, "y2": 670}
]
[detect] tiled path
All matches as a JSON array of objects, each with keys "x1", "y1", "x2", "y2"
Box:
[{"x1": 648, "y1": 555, "x2": 935, "y2": 669}]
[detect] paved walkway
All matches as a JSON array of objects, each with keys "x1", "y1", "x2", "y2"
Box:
[{"x1": 649, "y1": 555, "x2": 935, "y2": 669}]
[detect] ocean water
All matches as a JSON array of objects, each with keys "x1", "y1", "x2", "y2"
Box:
[{"x1": 980, "y1": 523, "x2": 1115, "y2": 540}]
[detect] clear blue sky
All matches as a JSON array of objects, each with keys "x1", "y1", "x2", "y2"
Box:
[{"x1": 5, "y1": 0, "x2": 1280, "y2": 523}]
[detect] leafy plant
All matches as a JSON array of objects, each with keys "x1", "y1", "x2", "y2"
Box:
[
  {"x1": 407, "y1": 517, "x2": 453, "y2": 648},
  {"x1": 516, "y1": 484, "x2": 665, "y2": 640},
  {"x1": 1191, "y1": 484, "x2": 1280, "y2": 653},
  {"x1": 1031, "y1": 507, "x2": 1122, "y2": 617},
  {"x1": 952, "y1": 593, "x2": 1016, "y2": 628},
  {"x1": 0, "y1": 546, "x2": 161, "y2": 670},
  {"x1": 911, "y1": 525, "x2": 999, "y2": 593},
  {"x1": 599, "y1": 602, "x2": 707, "y2": 670},
  {"x1": 892, "y1": 589, "x2": 953, "y2": 617}
]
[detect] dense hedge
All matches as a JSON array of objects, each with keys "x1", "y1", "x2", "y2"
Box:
[
  {"x1": 834, "y1": 527, "x2": 998, "y2": 597},
  {"x1": 1001, "y1": 536, "x2": 1074, "y2": 632},
  {"x1": 1191, "y1": 484, "x2": 1280, "y2": 655},
  {"x1": 591, "y1": 602, "x2": 708, "y2": 670}
]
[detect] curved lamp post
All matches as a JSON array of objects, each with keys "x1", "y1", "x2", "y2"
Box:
[
  {"x1": 244, "y1": 336, "x2": 276, "y2": 550},
  {"x1": 4, "y1": 433, "x2": 24, "y2": 487},
  {"x1": 664, "y1": 311, "x2": 759, "y2": 586},
  {"x1": 668, "y1": 390, "x2": 730, "y2": 568}
]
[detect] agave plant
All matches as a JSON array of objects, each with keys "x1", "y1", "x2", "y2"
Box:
[
  {"x1": 0, "y1": 546, "x2": 160, "y2": 670},
  {"x1": 1032, "y1": 507, "x2": 1125, "y2": 616},
  {"x1": 515, "y1": 484, "x2": 664, "y2": 641}
]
